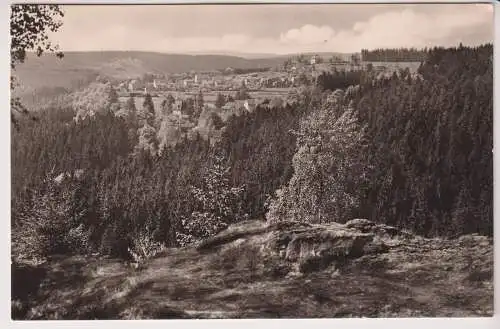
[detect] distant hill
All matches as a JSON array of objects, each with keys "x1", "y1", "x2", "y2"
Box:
[
  {"x1": 13, "y1": 51, "x2": 285, "y2": 90},
  {"x1": 13, "y1": 51, "x2": 354, "y2": 90},
  {"x1": 11, "y1": 51, "x2": 291, "y2": 109},
  {"x1": 181, "y1": 51, "x2": 353, "y2": 60},
  {"x1": 249, "y1": 51, "x2": 353, "y2": 60},
  {"x1": 11, "y1": 50, "x2": 353, "y2": 110}
]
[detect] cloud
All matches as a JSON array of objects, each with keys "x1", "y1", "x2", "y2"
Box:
[
  {"x1": 276, "y1": 5, "x2": 492, "y2": 53},
  {"x1": 280, "y1": 25, "x2": 335, "y2": 45},
  {"x1": 52, "y1": 4, "x2": 493, "y2": 54}
]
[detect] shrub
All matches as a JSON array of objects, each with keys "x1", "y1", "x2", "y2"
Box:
[
  {"x1": 12, "y1": 178, "x2": 89, "y2": 262},
  {"x1": 176, "y1": 154, "x2": 247, "y2": 246},
  {"x1": 128, "y1": 229, "x2": 167, "y2": 262}
]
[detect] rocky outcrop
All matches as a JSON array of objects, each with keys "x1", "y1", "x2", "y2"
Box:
[
  {"x1": 12, "y1": 219, "x2": 493, "y2": 319},
  {"x1": 263, "y1": 221, "x2": 374, "y2": 273},
  {"x1": 197, "y1": 220, "x2": 379, "y2": 274}
]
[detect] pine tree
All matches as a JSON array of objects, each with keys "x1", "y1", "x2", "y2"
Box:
[
  {"x1": 194, "y1": 90, "x2": 204, "y2": 119},
  {"x1": 135, "y1": 122, "x2": 158, "y2": 156},
  {"x1": 215, "y1": 93, "x2": 226, "y2": 109},
  {"x1": 108, "y1": 86, "x2": 119, "y2": 104},
  {"x1": 115, "y1": 95, "x2": 137, "y2": 123},
  {"x1": 140, "y1": 93, "x2": 155, "y2": 126},
  {"x1": 235, "y1": 81, "x2": 250, "y2": 100}
]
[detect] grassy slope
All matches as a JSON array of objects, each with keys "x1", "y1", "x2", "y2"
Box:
[{"x1": 12, "y1": 220, "x2": 493, "y2": 319}]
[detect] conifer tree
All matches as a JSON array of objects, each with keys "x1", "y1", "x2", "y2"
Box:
[
  {"x1": 140, "y1": 93, "x2": 155, "y2": 126},
  {"x1": 215, "y1": 93, "x2": 226, "y2": 109}
]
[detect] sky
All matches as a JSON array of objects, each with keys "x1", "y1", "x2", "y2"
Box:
[{"x1": 49, "y1": 3, "x2": 494, "y2": 55}]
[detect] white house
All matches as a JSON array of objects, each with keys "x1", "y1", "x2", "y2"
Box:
[
  {"x1": 243, "y1": 99, "x2": 256, "y2": 112},
  {"x1": 128, "y1": 80, "x2": 136, "y2": 92}
]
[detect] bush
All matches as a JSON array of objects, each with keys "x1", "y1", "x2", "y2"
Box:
[
  {"x1": 12, "y1": 178, "x2": 90, "y2": 262},
  {"x1": 128, "y1": 229, "x2": 167, "y2": 262},
  {"x1": 176, "y1": 154, "x2": 246, "y2": 246}
]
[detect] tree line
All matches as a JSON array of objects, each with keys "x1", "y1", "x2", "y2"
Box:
[
  {"x1": 11, "y1": 44, "x2": 492, "y2": 264},
  {"x1": 11, "y1": 92, "x2": 307, "y2": 261},
  {"x1": 356, "y1": 44, "x2": 493, "y2": 236},
  {"x1": 361, "y1": 47, "x2": 428, "y2": 62},
  {"x1": 269, "y1": 44, "x2": 492, "y2": 238}
]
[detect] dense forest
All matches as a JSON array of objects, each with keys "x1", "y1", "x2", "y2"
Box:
[
  {"x1": 11, "y1": 94, "x2": 308, "y2": 260},
  {"x1": 357, "y1": 44, "x2": 493, "y2": 236},
  {"x1": 361, "y1": 47, "x2": 428, "y2": 62},
  {"x1": 11, "y1": 44, "x2": 493, "y2": 263}
]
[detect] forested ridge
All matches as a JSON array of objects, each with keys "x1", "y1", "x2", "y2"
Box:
[
  {"x1": 11, "y1": 44, "x2": 493, "y2": 263},
  {"x1": 361, "y1": 47, "x2": 428, "y2": 62}
]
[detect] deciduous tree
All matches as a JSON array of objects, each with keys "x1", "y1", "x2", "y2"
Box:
[{"x1": 11, "y1": 4, "x2": 65, "y2": 126}]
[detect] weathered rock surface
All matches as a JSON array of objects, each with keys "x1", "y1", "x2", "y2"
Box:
[
  {"x1": 263, "y1": 221, "x2": 374, "y2": 273},
  {"x1": 12, "y1": 219, "x2": 493, "y2": 319}
]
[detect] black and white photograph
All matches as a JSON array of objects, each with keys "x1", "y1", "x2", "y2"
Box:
[{"x1": 9, "y1": 1, "x2": 494, "y2": 321}]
